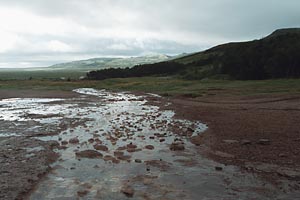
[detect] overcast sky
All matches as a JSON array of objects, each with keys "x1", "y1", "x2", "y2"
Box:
[{"x1": 0, "y1": 0, "x2": 299, "y2": 68}]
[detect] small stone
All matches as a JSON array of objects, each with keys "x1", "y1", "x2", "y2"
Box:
[
  {"x1": 279, "y1": 153, "x2": 287, "y2": 158},
  {"x1": 127, "y1": 143, "x2": 137, "y2": 149},
  {"x1": 117, "y1": 155, "x2": 131, "y2": 161},
  {"x1": 241, "y1": 140, "x2": 251, "y2": 145},
  {"x1": 69, "y1": 137, "x2": 79, "y2": 144},
  {"x1": 93, "y1": 144, "x2": 108, "y2": 151},
  {"x1": 214, "y1": 151, "x2": 235, "y2": 158},
  {"x1": 114, "y1": 151, "x2": 124, "y2": 157},
  {"x1": 121, "y1": 185, "x2": 134, "y2": 197},
  {"x1": 145, "y1": 145, "x2": 154, "y2": 150},
  {"x1": 215, "y1": 166, "x2": 223, "y2": 171},
  {"x1": 258, "y1": 139, "x2": 271, "y2": 145},
  {"x1": 77, "y1": 190, "x2": 89, "y2": 197},
  {"x1": 135, "y1": 159, "x2": 142, "y2": 163},
  {"x1": 75, "y1": 150, "x2": 103, "y2": 159},
  {"x1": 223, "y1": 140, "x2": 239, "y2": 144},
  {"x1": 159, "y1": 139, "x2": 165, "y2": 143},
  {"x1": 88, "y1": 138, "x2": 95, "y2": 143},
  {"x1": 170, "y1": 142, "x2": 185, "y2": 151}
]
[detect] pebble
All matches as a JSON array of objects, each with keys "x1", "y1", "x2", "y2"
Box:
[
  {"x1": 215, "y1": 166, "x2": 223, "y2": 171},
  {"x1": 258, "y1": 139, "x2": 271, "y2": 145},
  {"x1": 170, "y1": 142, "x2": 185, "y2": 151},
  {"x1": 75, "y1": 150, "x2": 103, "y2": 159},
  {"x1": 93, "y1": 144, "x2": 109, "y2": 152},
  {"x1": 241, "y1": 140, "x2": 251, "y2": 145},
  {"x1": 145, "y1": 145, "x2": 155, "y2": 150},
  {"x1": 69, "y1": 137, "x2": 79, "y2": 144},
  {"x1": 223, "y1": 140, "x2": 239, "y2": 144},
  {"x1": 121, "y1": 185, "x2": 135, "y2": 197}
]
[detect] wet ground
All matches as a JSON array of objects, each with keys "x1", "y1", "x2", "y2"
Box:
[{"x1": 0, "y1": 88, "x2": 299, "y2": 199}]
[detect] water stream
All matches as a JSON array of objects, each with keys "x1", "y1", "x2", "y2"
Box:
[{"x1": 0, "y1": 89, "x2": 282, "y2": 199}]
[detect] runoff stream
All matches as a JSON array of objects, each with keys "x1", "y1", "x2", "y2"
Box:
[{"x1": 0, "y1": 88, "x2": 287, "y2": 199}]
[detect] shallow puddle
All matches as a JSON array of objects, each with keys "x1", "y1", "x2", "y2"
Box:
[{"x1": 0, "y1": 89, "x2": 290, "y2": 199}]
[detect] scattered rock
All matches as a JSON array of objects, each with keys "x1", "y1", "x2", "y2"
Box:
[
  {"x1": 223, "y1": 139, "x2": 239, "y2": 144},
  {"x1": 69, "y1": 137, "x2": 79, "y2": 144},
  {"x1": 77, "y1": 190, "x2": 89, "y2": 197},
  {"x1": 127, "y1": 148, "x2": 141, "y2": 153},
  {"x1": 114, "y1": 151, "x2": 124, "y2": 157},
  {"x1": 145, "y1": 145, "x2": 154, "y2": 150},
  {"x1": 127, "y1": 143, "x2": 137, "y2": 149},
  {"x1": 145, "y1": 160, "x2": 171, "y2": 171},
  {"x1": 215, "y1": 166, "x2": 223, "y2": 171},
  {"x1": 214, "y1": 151, "x2": 235, "y2": 158},
  {"x1": 241, "y1": 140, "x2": 252, "y2": 145},
  {"x1": 94, "y1": 138, "x2": 102, "y2": 144},
  {"x1": 88, "y1": 138, "x2": 94, "y2": 143},
  {"x1": 159, "y1": 139, "x2": 165, "y2": 143},
  {"x1": 93, "y1": 144, "x2": 108, "y2": 152},
  {"x1": 279, "y1": 153, "x2": 287, "y2": 158},
  {"x1": 121, "y1": 185, "x2": 134, "y2": 197},
  {"x1": 170, "y1": 142, "x2": 185, "y2": 151},
  {"x1": 117, "y1": 155, "x2": 131, "y2": 161},
  {"x1": 75, "y1": 150, "x2": 103, "y2": 159},
  {"x1": 258, "y1": 139, "x2": 271, "y2": 145},
  {"x1": 103, "y1": 155, "x2": 120, "y2": 164},
  {"x1": 135, "y1": 159, "x2": 142, "y2": 163}
]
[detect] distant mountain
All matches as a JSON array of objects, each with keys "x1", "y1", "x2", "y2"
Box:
[
  {"x1": 48, "y1": 54, "x2": 171, "y2": 71},
  {"x1": 87, "y1": 28, "x2": 300, "y2": 81},
  {"x1": 172, "y1": 28, "x2": 300, "y2": 79}
]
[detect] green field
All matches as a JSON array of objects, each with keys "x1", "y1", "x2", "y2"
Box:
[
  {"x1": 1, "y1": 77, "x2": 300, "y2": 97},
  {"x1": 0, "y1": 69, "x2": 87, "y2": 80}
]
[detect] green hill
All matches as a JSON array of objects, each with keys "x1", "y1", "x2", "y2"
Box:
[
  {"x1": 173, "y1": 28, "x2": 300, "y2": 80},
  {"x1": 0, "y1": 54, "x2": 171, "y2": 80},
  {"x1": 87, "y1": 28, "x2": 300, "y2": 81},
  {"x1": 49, "y1": 54, "x2": 171, "y2": 71}
]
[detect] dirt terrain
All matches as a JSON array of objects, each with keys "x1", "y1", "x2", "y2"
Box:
[
  {"x1": 0, "y1": 90, "x2": 78, "y2": 200},
  {"x1": 0, "y1": 88, "x2": 300, "y2": 199},
  {"x1": 160, "y1": 94, "x2": 300, "y2": 182}
]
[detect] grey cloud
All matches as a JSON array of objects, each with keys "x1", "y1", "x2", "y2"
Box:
[{"x1": 0, "y1": 0, "x2": 299, "y2": 68}]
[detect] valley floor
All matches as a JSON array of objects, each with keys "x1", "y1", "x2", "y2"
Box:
[
  {"x1": 162, "y1": 93, "x2": 300, "y2": 181},
  {"x1": 0, "y1": 78, "x2": 300, "y2": 199}
]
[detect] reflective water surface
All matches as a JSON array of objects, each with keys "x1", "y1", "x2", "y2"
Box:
[{"x1": 0, "y1": 88, "x2": 292, "y2": 199}]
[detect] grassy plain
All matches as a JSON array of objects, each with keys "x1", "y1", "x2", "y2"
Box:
[{"x1": 1, "y1": 77, "x2": 300, "y2": 97}]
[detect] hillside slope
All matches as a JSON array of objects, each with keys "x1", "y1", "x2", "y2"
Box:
[
  {"x1": 49, "y1": 54, "x2": 171, "y2": 71},
  {"x1": 87, "y1": 28, "x2": 300, "y2": 81},
  {"x1": 173, "y1": 28, "x2": 300, "y2": 80}
]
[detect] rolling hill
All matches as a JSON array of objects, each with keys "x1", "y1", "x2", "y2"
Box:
[
  {"x1": 173, "y1": 28, "x2": 300, "y2": 80},
  {"x1": 48, "y1": 54, "x2": 171, "y2": 71},
  {"x1": 87, "y1": 28, "x2": 300, "y2": 80},
  {"x1": 0, "y1": 54, "x2": 172, "y2": 80}
]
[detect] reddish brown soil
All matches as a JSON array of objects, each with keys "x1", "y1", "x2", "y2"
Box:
[
  {"x1": 0, "y1": 89, "x2": 78, "y2": 100},
  {"x1": 163, "y1": 94, "x2": 300, "y2": 170}
]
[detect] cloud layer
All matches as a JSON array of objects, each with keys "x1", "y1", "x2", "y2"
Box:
[{"x1": 0, "y1": 0, "x2": 299, "y2": 68}]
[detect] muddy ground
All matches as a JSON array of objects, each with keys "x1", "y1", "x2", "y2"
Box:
[
  {"x1": 0, "y1": 89, "x2": 300, "y2": 199},
  {"x1": 154, "y1": 94, "x2": 300, "y2": 183},
  {"x1": 0, "y1": 90, "x2": 78, "y2": 200}
]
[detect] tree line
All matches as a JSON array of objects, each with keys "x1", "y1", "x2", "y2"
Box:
[{"x1": 86, "y1": 61, "x2": 186, "y2": 80}]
